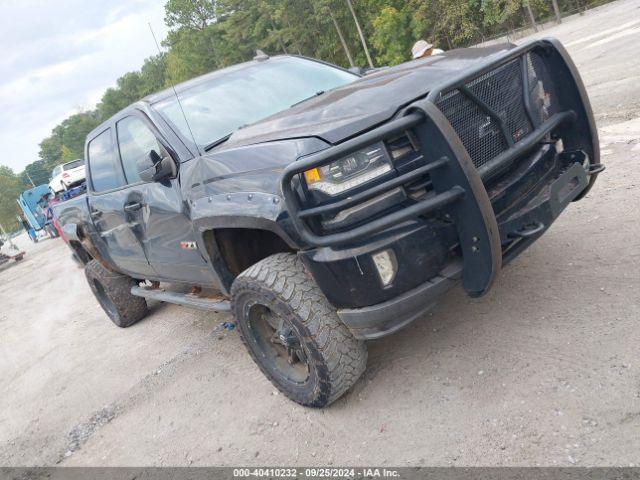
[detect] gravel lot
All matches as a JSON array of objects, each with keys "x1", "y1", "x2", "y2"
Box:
[{"x1": 1, "y1": 0, "x2": 640, "y2": 467}]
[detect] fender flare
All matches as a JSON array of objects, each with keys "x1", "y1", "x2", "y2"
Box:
[
  {"x1": 194, "y1": 215, "x2": 298, "y2": 250},
  {"x1": 62, "y1": 223, "x2": 80, "y2": 243},
  {"x1": 189, "y1": 191, "x2": 301, "y2": 249},
  {"x1": 191, "y1": 211, "x2": 299, "y2": 295}
]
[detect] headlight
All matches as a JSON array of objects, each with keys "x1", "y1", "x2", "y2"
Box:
[{"x1": 303, "y1": 142, "x2": 392, "y2": 195}]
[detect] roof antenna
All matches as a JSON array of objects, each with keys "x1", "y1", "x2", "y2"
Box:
[
  {"x1": 148, "y1": 22, "x2": 201, "y2": 155},
  {"x1": 253, "y1": 49, "x2": 269, "y2": 61}
]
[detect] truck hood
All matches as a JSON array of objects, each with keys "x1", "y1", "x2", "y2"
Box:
[{"x1": 223, "y1": 44, "x2": 514, "y2": 149}]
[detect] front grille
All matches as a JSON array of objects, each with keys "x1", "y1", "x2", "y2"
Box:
[
  {"x1": 527, "y1": 51, "x2": 557, "y2": 124},
  {"x1": 435, "y1": 52, "x2": 556, "y2": 171}
]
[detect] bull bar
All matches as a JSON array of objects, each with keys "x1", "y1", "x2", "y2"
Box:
[{"x1": 281, "y1": 38, "x2": 601, "y2": 299}]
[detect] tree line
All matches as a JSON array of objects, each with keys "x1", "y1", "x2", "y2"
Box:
[{"x1": 0, "y1": 0, "x2": 611, "y2": 232}]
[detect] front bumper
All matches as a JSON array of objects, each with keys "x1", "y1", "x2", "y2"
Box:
[
  {"x1": 282, "y1": 38, "x2": 602, "y2": 339},
  {"x1": 336, "y1": 155, "x2": 589, "y2": 339},
  {"x1": 338, "y1": 261, "x2": 462, "y2": 339}
]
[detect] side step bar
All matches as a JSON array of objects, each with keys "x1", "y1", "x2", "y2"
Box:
[{"x1": 131, "y1": 286, "x2": 231, "y2": 313}]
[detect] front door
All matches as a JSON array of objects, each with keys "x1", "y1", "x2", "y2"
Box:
[
  {"x1": 86, "y1": 127, "x2": 155, "y2": 277},
  {"x1": 114, "y1": 115, "x2": 216, "y2": 285}
]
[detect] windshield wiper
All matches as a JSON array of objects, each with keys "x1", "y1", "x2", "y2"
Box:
[
  {"x1": 204, "y1": 133, "x2": 233, "y2": 152},
  {"x1": 291, "y1": 90, "x2": 325, "y2": 108}
]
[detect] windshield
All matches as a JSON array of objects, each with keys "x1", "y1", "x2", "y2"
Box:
[
  {"x1": 63, "y1": 160, "x2": 83, "y2": 170},
  {"x1": 153, "y1": 57, "x2": 357, "y2": 148}
]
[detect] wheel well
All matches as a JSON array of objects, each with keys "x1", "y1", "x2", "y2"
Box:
[{"x1": 205, "y1": 228, "x2": 295, "y2": 278}]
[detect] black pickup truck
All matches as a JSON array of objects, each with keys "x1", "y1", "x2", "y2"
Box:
[{"x1": 55, "y1": 38, "x2": 602, "y2": 407}]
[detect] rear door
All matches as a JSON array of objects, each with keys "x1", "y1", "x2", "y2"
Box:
[
  {"x1": 114, "y1": 113, "x2": 215, "y2": 284},
  {"x1": 86, "y1": 127, "x2": 156, "y2": 277}
]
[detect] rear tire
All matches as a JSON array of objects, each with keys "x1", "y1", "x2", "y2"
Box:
[
  {"x1": 84, "y1": 260, "x2": 147, "y2": 328},
  {"x1": 231, "y1": 253, "x2": 367, "y2": 407}
]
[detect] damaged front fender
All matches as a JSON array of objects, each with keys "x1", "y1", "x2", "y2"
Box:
[{"x1": 189, "y1": 191, "x2": 297, "y2": 248}]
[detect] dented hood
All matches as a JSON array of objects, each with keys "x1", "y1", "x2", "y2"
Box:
[{"x1": 222, "y1": 44, "x2": 514, "y2": 149}]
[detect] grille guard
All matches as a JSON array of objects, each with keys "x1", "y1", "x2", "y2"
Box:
[{"x1": 280, "y1": 38, "x2": 600, "y2": 298}]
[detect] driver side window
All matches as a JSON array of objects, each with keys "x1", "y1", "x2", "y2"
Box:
[{"x1": 116, "y1": 116, "x2": 162, "y2": 184}]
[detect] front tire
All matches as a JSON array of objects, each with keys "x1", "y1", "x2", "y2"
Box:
[
  {"x1": 231, "y1": 253, "x2": 367, "y2": 407},
  {"x1": 84, "y1": 260, "x2": 147, "y2": 328}
]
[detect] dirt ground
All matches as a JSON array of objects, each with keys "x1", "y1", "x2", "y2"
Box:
[{"x1": 1, "y1": 0, "x2": 640, "y2": 467}]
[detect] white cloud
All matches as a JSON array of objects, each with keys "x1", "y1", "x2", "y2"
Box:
[{"x1": 0, "y1": 0, "x2": 169, "y2": 172}]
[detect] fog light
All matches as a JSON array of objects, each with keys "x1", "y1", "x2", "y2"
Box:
[{"x1": 372, "y1": 249, "x2": 397, "y2": 287}]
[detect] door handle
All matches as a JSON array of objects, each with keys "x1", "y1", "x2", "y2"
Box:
[
  {"x1": 124, "y1": 202, "x2": 143, "y2": 213},
  {"x1": 90, "y1": 210, "x2": 102, "y2": 219}
]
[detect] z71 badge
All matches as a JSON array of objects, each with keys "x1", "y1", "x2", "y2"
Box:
[{"x1": 180, "y1": 241, "x2": 198, "y2": 250}]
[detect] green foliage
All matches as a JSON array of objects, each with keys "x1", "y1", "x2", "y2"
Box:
[
  {"x1": 97, "y1": 54, "x2": 168, "y2": 118},
  {"x1": 481, "y1": 0, "x2": 523, "y2": 27},
  {"x1": 37, "y1": 111, "x2": 101, "y2": 174},
  {"x1": 165, "y1": 0, "x2": 219, "y2": 30},
  {"x1": 38, "y1": 135, "x2": 63, "y2": 171},
  {"x1": 21, "y1": 161, "x2": 50, "y2": 187},
  {"x1": 140, "y1": 53, "x2": 169, "y2": 93},
  {"x1": 371, "y1": 6, "x2": 411, "y2": 65},
  {"x1": 0, "y1": 167, "x2": 23, "y2": 232},
  {"x1": 165, "y1": 27, "x2": 223, "y2": 82}
]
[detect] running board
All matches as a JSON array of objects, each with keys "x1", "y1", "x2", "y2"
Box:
[{"x1": 131, "y1": 286, "x2": 231, "y2": 313}]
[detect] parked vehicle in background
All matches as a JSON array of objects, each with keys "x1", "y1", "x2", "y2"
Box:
[
  {"x1": 17, "y1": 184, "x2": 50, "y2": 232},
  {"x1": 54, "y1": 39, "x2": 602, "y2": 407},
  {"x1": 0, "y1": 229, "x2": 25, "y2": 266},
  {"x1": 49, "y1": 159, "x2": 86, "y2": 194},
  {"x1": 47, "y1": 184, "x2": 87, "y2": 246}
]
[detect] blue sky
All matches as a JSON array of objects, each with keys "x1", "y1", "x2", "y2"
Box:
[{"x1": 0, "y1": 0, "x2": 169, "y2": 172}]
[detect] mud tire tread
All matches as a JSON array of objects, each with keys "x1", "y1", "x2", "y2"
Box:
[
  {"x1": 85, "y1": 259, "x2": 147, "y2": 328},
  {"x1": 231, "y1": 253, "x2": 367, "y2": 407}
]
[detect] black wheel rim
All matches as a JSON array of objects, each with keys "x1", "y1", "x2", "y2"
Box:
[
  {"x1": 245, "y1": 302, "x2": 309, "y2": 385},
  {"x1": 93, "y1": 279, "x2": 118, "y2": 319}
]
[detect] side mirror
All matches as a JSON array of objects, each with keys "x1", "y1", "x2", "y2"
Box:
[
  {"x1": 348, "y1": 66, "x2": 366, "y2": 76},
  {"x1": 137, "y1": 150, "x2": 177, "y2": 183}
]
